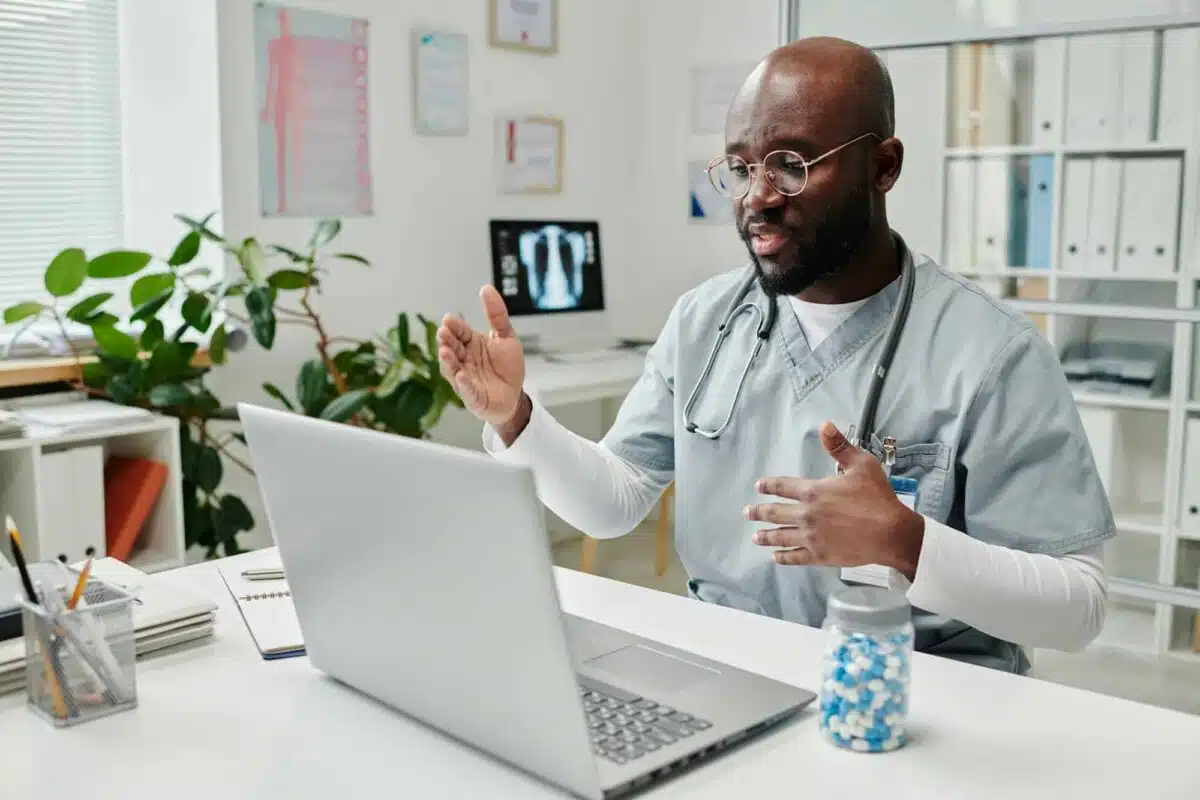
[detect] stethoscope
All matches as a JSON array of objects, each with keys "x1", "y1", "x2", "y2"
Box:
[{"x1": 682, "y1": 244, "x2": 917, "y2": 447}]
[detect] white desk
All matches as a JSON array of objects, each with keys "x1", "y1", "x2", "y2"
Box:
[
  {"x1": 524, "y1": 351, "x2": 646, "y2": 408},
  {"x1": 2, "y1": 553, "x2": 1199, "y2": 799}
]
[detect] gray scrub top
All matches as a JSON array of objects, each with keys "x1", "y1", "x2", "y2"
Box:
[{"x1": 600, "y1": 234, "x2": 1116, "y2": 673}]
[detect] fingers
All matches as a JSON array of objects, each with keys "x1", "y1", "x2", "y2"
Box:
[
  {"x1": 773, "y1": 547, "x2": 815, "y2": 566},
  {"x1": 755, "y1": 476, "x2": 816, "y2": 501},
  {"x1": 820, "y1": 421, "x2": 873, "y2": 472},
  {"x1": 480, "y1": 285, "x2": 515, "y2": 339},
  {"x1": 436, "y1": 325, "x2": 467, "y2": 361},
  {"x1": 440, "y1": 313, "x2": 474, "y2": 346},
  {"x1": 438, "y1": 348, "x2": 461, "y2": 381},
  {"x1": 744, "y1": 501, "x2": 809, "y2": 527},
  {"x1": 750, "y1": 526, "x2": 803, "y2": 547}
]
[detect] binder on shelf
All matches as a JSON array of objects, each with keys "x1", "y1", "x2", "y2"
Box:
[
  {"x1": 1007, "y1": 158, "x2": 1030, "y2": 269},
  {"x1": 976, "y1": 43, "x2": 1016, "y2": 147},
  {"x1": 1116, "y1": 156, "x2": 1182, "y2": 277},
  {"x1": 1058, "y1": 158, "x2": 1093, "y2": 273},
  {"x1": 1064, "y1": 33, "x2": 1122, "y2": 146},
  {"x1": 36, "y1": 446, "x2": 106, "y2": 563},
  {"x1": 1118, "y1": 31, "x2": 1156, "y2": 144},
  {"x1": 103, "y1": 456, "x2": 168, "y2": 563},
  {"x1": 974, "y1": 157, "x2": 1012, "y2": 271},
  {"x1": 943, "y1": 159, "x2": 975, "y2": 270},
  {"x1": 1078, "y1": 407, "x2": 1117, "y2": 495},
  {"x1": 1023, "y1": 155, "x2": 1054, "y2": 270},
  {"x1": 1031, "y1": 37, "x2": 1066, "y2": 146},
  {"x1": 948, "y1": 44, "x2": 979, "y2": 147},
  {"x1": 1156, "y1": 27, "x2": 1200, "y2": 143},
  {"x1": 1179, "y1": 419, "x2": 1200, "y2": 536},
  {"x1": 1085, "y1": 157, "x2": 1122, "y2": 274}
]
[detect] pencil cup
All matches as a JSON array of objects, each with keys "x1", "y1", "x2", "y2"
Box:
[{"x1": 20, "y1": 576, "x2": 138, "y2": 727}]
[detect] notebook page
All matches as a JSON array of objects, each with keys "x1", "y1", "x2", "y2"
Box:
[{"x1": 217, "y1": 561, "x2": 305, "y2": 659}]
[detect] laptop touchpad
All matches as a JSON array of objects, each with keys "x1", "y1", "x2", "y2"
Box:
[{"x1": 584, "y1": 645, "x2": 720, "y2": 695}]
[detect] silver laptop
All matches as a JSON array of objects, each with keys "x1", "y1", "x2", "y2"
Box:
[{"x1": 238, "y1": 403, "x2": 814, "y2": 799}]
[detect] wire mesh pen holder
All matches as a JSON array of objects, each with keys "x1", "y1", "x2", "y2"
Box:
[{"x1": 19, "y1": 576, "x2": 138, "y2": 727}]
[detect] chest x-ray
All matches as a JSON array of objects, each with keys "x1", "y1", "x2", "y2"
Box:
[{"x1": 519, "y1": 225, "x2": 588, "y2": 310}]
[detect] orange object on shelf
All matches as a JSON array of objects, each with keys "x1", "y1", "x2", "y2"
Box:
[{"x1": 103, "y1": 456, "x2": 168, "y2": 562}]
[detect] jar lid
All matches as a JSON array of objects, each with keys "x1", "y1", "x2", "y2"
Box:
[{"x1": 827, "y1": 586, "x2": 911, "y2": 631}]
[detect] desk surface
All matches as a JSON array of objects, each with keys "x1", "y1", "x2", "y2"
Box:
[{"x1": 2, "y1": 552, "x2": 1199, "y2": 799}]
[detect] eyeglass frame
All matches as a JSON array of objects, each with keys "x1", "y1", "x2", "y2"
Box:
[{"x1": 705, "y1": 131, "x2": 882, "y2": 199}]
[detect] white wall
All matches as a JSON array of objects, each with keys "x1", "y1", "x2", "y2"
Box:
[
  {"x1": 208, "y1": 0, "x2": 645, "y2": 550},
  {"x1": 629, "y1": 0, "x2": 782, "y2": 337}
]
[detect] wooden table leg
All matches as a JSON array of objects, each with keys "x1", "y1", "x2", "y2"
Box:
[
  {"x1": 580, "y1": 536, "x2": 598, "y2": 574},
  {"x1": 655, "y1": 483, "x2": 674, "y2": 577}
]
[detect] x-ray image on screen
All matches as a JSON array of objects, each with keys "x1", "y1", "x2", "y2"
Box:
[{"x1": 490, "y1": 220, "x2": 605, "y2": 316}]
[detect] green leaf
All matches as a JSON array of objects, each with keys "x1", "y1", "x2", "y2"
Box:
[
  {"x1": 232, "y1": 432, "x2": 247, "y2": 445},
  {"x1": 175, "y1": 212, "x2": 224, "y2": 243},
  {"x1": 333, "y1": 252, "x2": 369, "y2": 266},
  {"x1": 389, "y1": 313, "x2": 410, "y2": 359},
  {"x1": 245, "y1": 286, "x2": 275, "y2": 348},
  {"x1": 267, "y1": 244, "x2": 308, "y2": 263},
  {"x1": 309, "y1": 219, "x2": 342, "y2": 249},
  {"x1": 129, "y1": 289, "x2": 174, "y2": 323},
  {"x1": 417, "y1": 314, "x2": 438, "y2": 363},
  {"x1": 376, "y1": 382, "x2": 434, "y2": 435},
  {"x1": 267, "y1": 269, "x2": 314, "y2": 290},
  {"x1": 130, "y1": 272, "x2": 176, "y2": 308},
  {"x1": 106, "y1": 372, "x2": 138, "y2": 405},
  {"x1": 209, "y1": 324, "x2": 228, "y2": 365},
  {"x1": 140, "y1": 319, "x2": 164, "y2": 351},
  {"x1": 44, "y1": 248, "x2": 88, "y2": 297},
  {"x1": 190, "y1": 389, "x2": 220, "y2": 415},
  {"x1": 296, "y1": 359, "x2": 328, "y2": 415},
  {"x1": 3, "y1": 302, "x2": 44, "y2": 325},
  {"x1": 81, "y1": 361, "x2": 108, "y2": 388},
  {"x1": 181, "y1": 292, "x2": 212, "y2": 333},
  {"x1": 88, "y1": 250, "x2": 153, "y2": 279},
  {"x1": 168, "y1": 231, "x2": 202, "y2": 267},
  {"x1": 149, "y1": 382, "x2": 192, "y2": 407},
  {"x1": 65, "y1": 292, "x2": 113, "y2": 322},
  {"x1": 83, "y1": 311, "x2": 120, "y2": 328},
  {"x1": 238, "y1": 238, "x2": 268, "y2": 285},
  {"x1": 196, "y1": 446, "x2": 223, "y2": 493},
  {"x1": 217, "y1": 495, "x2": 254, "y2": 532},
  {"x1": 261, "y1": 382, "x2": 295, "y2": 411},
  {"x1": 377, "y1": 363, "x2": 404, "y2": 398},
  {"x1": 93, "y1": 325, "x2": 139, "y2": 361},
  {"x1": 320, "y1": 389, "x2": 371, "y2": 422}
]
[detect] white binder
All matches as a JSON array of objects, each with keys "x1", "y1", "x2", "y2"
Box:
[
  {"x1": 974, "y1": 157, "x2": 1012, "y2": 271},
  {"x1": 1078, "y1": 408, "x2": 1117, "y2": 496},
  {"x1": 1084, "y1": 157, "x2": 1122, "y2": 274},
  {"x1": 1116, "y1": 157, "x2": 1182, "y2": 277},
  {"x1": 1118, "y1": 31, "x2": 1156, "y2": 144},
  {"x1": 1156, "y1": 27, "x2": 1200, "y2": 143},
  {"x1": 948, "y1": 44, "x2": 979, "y2": 147},
  {"x1": 1179, "y1": 419, "x2": 1200, "y2": 536},
  {"x1": 1059, "y1": 158, "x2": 1093, "y2": 273},
  {"x1": 1065, "y1": 33, "x2": 1122, "y2": 146},
  {"x1": 35, "y1": 446, "x2": 106, "y2": 563},
  {"x1": 943, "y1": 159, "x2": 976, "y2": 271},
  {"x1": 1031, "y1": 37, "x2": 1066, "y2": 146}
]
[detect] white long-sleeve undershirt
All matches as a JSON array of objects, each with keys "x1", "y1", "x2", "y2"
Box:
[{"x1": 483, "y1": 398, "x2": 1108, "y2": 654}]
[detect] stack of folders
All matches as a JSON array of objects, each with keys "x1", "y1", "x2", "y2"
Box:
[
  {"x1": 0, "y1": 557, "x2": 216, "y2": 695},
  {"x1": 0, "y1": 410, "x2": 25, "y2": 440},
  {"x1": 217, "y1": 550, "x2": 305, "y2": 660}
]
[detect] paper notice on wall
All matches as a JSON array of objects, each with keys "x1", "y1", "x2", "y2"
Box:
[
  {"x1": 690, "y1": 63, "x2": 757, "y2": 135},
  {"x1": 413, "y1": 30, "x2": 469, "y2": 136},
  {"x1": 254, "y1": 3, "x2": 373, "y2": 217},
  {"x1": 497, "y1": 116, "x2": 563, "y2": 194}
]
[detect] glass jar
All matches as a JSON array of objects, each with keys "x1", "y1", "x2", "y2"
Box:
[{"x1": 818, "y1": 586, "x2": 913, "y2": 753}]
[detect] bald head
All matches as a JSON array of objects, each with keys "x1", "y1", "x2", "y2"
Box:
[{"x1": 722, "y1": 36, "x2": 904, "y2": 299}]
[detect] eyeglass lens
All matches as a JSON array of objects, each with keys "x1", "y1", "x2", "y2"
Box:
[{"x1": 708, "y1": 151, "x2": 809, "y2": 198}]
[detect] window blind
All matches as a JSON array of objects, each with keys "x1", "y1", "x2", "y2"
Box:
[{"x1": 0, "y1": 0, "x2": 124, "y2": 316}]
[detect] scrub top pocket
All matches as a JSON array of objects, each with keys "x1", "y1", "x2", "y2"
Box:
[{"x1": 866, "y1": 435, "x2": 951, "y2": 522}]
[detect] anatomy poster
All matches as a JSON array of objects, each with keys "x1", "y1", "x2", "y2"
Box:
[{"x1": 255, "y1": 3, "x2": 373, "y2": 217}]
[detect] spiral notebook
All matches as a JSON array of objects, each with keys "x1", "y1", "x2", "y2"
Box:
[{"x1": 218, "y1": 556, "x2": 305, "y2": 660}]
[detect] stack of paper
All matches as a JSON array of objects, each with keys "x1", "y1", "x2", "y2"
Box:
[
  {"x1": 0, "y1": 558, "x2": 216, "y2": 695},
  {"x1": 17, "y1": 399, "x2": 152, "y2": 437}
]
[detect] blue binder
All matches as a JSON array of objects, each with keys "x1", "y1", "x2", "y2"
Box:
[{"x1": 1024, "y1": 155, "x2": 1054, "y2": 270}]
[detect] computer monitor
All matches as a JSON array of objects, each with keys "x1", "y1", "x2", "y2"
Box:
[{"x1": 489, "y1": 219, "x2": 610, "y2": 351}]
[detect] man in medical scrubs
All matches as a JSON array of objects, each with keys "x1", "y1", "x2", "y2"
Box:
[{"x1": 437, "y1": 37, "x2": 1113, "y2": 673}]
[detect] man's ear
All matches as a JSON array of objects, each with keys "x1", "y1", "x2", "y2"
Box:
[{"x1": 874, "y1": 137, "x2": 904, "y2": 193}]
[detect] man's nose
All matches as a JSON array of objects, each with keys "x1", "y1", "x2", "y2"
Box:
[{"x1": 741, "y1": 165, "x2": 785, "y2": 215}]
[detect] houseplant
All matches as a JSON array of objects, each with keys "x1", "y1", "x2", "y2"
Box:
[{"x1": 2, "y1": 213, "x2": 461, "y2": 558}]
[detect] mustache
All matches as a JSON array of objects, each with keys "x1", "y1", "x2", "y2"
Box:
[{"x1": 740, "y1": 211, "x2": 789, "y2": 236}]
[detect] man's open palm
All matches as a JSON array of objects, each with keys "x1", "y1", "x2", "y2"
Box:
[{"x1": 437, "y1": 286, "x2": 526, "y2": 426}]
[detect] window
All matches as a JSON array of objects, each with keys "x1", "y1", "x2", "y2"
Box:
[{"x1": 0, "y1": 0, "x2": 124, "y2": 315}]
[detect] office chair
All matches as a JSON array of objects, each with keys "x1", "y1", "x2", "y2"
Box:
[{"x1": 578, "y1": 482, "x2": 674, "y2": 577}]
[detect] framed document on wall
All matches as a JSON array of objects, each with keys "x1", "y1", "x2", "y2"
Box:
[
  {"x1": 488, "y1": 0, "x2": 557, "y2": 55},
  {"x1": 496, "y1": 115, "x2": 563, "y2": 194}
]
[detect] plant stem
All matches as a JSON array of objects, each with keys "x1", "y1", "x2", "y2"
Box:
[
  {"x1": 298, "y1": 276, "x2": 349, "y2": 395},
  {"x1": 193, "y1": 418, "x2": 255, "y2": 475},
  {"x1": 51, "y1": 310, "x2": 84, "y2": 384}
]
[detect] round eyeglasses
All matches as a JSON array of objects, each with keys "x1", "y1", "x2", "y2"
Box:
[{"x1": 706, "y1": 132, "x2": 881, "y2": 199}]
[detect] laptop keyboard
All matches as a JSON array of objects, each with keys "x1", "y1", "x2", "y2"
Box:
[{"x1": 577, "y1": 676, "x2": 712, "y2": 765}]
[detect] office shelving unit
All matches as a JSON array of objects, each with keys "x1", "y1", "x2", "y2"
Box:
[{"x1": 879, "y1": 22, "x2": 1200, "y2": 660}]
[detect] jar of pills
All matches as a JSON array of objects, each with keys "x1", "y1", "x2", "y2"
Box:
[{"x1": 818, "y1": 586, "x2": 913, "y2": 753}]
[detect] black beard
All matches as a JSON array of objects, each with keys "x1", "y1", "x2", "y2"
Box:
[{"x1": 743, "y1": 186, "x2": 873, "y2": 297}]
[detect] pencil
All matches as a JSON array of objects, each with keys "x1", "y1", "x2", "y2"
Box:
[
  {"x1": 67, "y1": 557, "x2": 92, "y2": 610},
  {"x1": 7, "y1": 515, "x2": 71, "y2": 719}
]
